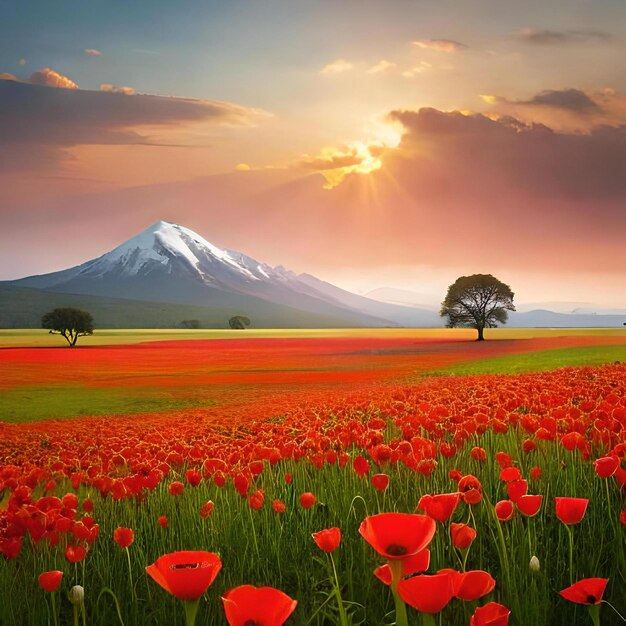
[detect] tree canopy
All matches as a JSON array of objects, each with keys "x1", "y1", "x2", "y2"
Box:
[
  {"x1": 440, "y1": 274, "x2": 515, "y2": 341},
  {"x1": 41, "y1": 307, "x2": 94, "y2": 346},
  {"x1": 228, "y1": 315, "x2": 250, "y2": 330}
]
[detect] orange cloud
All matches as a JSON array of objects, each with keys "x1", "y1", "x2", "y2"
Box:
[
  {"x1": 100, "y1": 83, "x2": 136, "y2": 95},
  {"x1": 412, "y1": 39, "x2": 467, "y2": 53},
  {"x1": 29, "y1": 67, "x2": 78, "y2": 89},
  {"x1": 320, "y1": 59, "x2": 353, "y2": 75},
  {"x1": 367, "y1": 60, "x2": 396, "y2": 74}
]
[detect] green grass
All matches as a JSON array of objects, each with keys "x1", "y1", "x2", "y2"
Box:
[
  {"x1": 428, "y1": 345, "x2": 626, "y2": 377},
  {"x1": 0, "y1": 385, "x2": 214, "y2": 422}
]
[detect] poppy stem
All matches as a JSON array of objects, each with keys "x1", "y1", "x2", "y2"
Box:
[
  {"x1": 601, "y1": 600, "x2": 626, "y2": 622},
  {"x1": 182, "y1": 599, "x2": 200, "y2": 626},
  {"x1": 329, "y1": 553, "x2": 349, "y2": 626},
  {"x1": 421, "y1": 613, "x2": 437, "y2": 626},
  {"x1": 565, "y1": 525, "x2": 574, "y2": 585},
  {"x1": 388, "y1": 560, "x2": 408, "y2": 626},
  {"x1": 125, "y1": 547, "x2": 135, "y2": 602},
  {"x1": 587, "y1": 604, "x2": 601, "y2": 626},
  {"x1": 51, "y1": 592, "x2": 58, "y2": 626}
]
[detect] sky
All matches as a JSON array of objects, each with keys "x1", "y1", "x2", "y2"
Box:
[{"x1": 1, "y1": 0, "x2": 626, "y2": 310}]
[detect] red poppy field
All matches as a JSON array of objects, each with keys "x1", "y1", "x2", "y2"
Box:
[{"x1": 1, "y1": 330, "x2": 625, "y2": 626}]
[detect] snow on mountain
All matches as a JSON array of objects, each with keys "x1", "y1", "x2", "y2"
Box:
[{"x1": 10, "y1": 221, "x2": 407, "y2": 326}]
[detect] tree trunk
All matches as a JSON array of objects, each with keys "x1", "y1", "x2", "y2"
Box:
[{"x1": 476, "y1": 326, "x2": 485, "y2": 341}]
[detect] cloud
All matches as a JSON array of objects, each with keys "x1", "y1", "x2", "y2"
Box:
[
  {"x1": 367, "y1": 60, "x2": 396, "y2": 74},
  {"x1": 320, "y1": 59, "x2": 353, "y2": 75},
  {"x1": 0, "y1": 72, "x2": 266, "y2": 171},
  {"x1": 29, "y1": 67, "x2": 78, "y2": 89},
  {"x1": 84, "y1": 49, "x2": 102, "y2": 56},
  {"x1": 294, "y1": 142, "x2": 386, "y2": 188},
  {"x1": 488, "y1": 88, "x2": 600, "y2": 112},
  {"x1": 402, "y1": 61, "x2": 432, "y2": 78},
  {"x1": 480, "y1": 87, "x2": 626, "y2": 130},
  {"x1": 100, "y1": 83, "x2": 136, "y2": 95},
  {"x1": 518, "y1": 27, "x2": 611, "y2": 45},
  {"x1": 297, "y1": 147, "x2": 366, "y2": 171},
  {"x1": 412, "y1": 39, "x2": 467, "y2": 53}
]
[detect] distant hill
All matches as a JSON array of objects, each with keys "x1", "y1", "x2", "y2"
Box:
[{"x1": 0, "y1": 285, "x2": 378, "y2": 329}]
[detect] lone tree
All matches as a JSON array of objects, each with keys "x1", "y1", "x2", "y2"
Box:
[
  {"x1": 41, "y1": 307, "x2": 94, "y2": 347},
  {"x1": 228, "y1": 315, "x2": 250, "y2": 330},
  {"x1": 440, "y1": 274, "x2": 515, "y2": 341}
]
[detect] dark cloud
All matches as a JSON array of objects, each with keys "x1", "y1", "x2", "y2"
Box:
[
  {"x1": 0, "y1": 75, "x2": 264, "y2": 171},
  {"x1": 387, "y1": 108, "x2": 626, "y2": 201},
  {"x1": 511, "y1": 88, "x2": 600, "y2": 112},
  {"x1": 518, "y1": 28, "x2": 611, "y2": 45}
]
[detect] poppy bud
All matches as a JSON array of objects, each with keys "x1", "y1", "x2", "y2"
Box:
[
  {"x1": 529, "y1": 556, "x2": 540, "y2": 572},
  {"x1": 69, "y1": 585, "x2": 84, "y2": 606}
]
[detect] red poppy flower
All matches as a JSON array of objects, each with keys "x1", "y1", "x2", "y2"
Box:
[
  {"x1": 398, "y1": 571, "x2": 454, "y2": 614},
  {"x1": 248, "y1": 489, "x2": 265, "y2": 510},
  {"x1": 555, "y1": 497, "x2": 588, "y2": 525},
  {"x1": 495, "y1": 452, "x2": 513, "y2": 469},
  {"x1": 559, "y1": 578, "x2": 609, "y2": 605},
  {"x1": 471, "y1": 447, "x2": 487, "y2": 462},
  {"x1": 82, "y1": 498, "x2": 94, "y2": 513},
  {"x1": 530, "y1": 466, "x2": 542, "y2": 480},
  {"x1": 158, "y1": 515, "x2": 169, "y2": 528},
  {"x1": 169, "y1": 481, "x2": 184, "y2": 496},
  {"x1": 374, "y1": 549, "x2": 430, "y2": 585},
  {"x1": 222, "y1": 585, "x2": 297, "y2": 626},
  {"x1": 417, "y1": 492, "x2": 461, "y2": 522},
  {"x1": 65, "y1": 543, "x2": 87, "y2": 563},
  {"x1": 470, "y1": 602, "x2": 511, "y2": 626},
  {"x1": 353, "y1": 455, "x2": 370, "y2": 477},
  {"x1": 516, "y1": 494, "x2": 543, "y2": 517},
  {"x1": 299, "y1": 492, "x2": 316, "y2": 510},
  {"x1": 621, "y1": 510, "x2": 626, "y2": 526},
  {"x1": 38, "y1": 570, "x2": 63, "y2": 593},
  {"x1": 146, "y1": 551, "x2": 222, "y2": 601},
  {"x1": 458, "y1": 475, "x2": 482, "y2": 505},
  {"x1": 453, "y1": 570, "x2": 496, "y2": 601},
  {"x1": 371, "y1": 473, "x2": 390, "y2": 491},
  {"x1": 495, "y1": 500, "x2": 515, "y2": 521},
  {"x1": 200, "y1": 501, "x2": 214, "y2": 518},
  {"x1": 359, "y1": 512, "x2": 436, "y2": 560},
  {"x1": 185, "y1": 469, "x2": 202, "y2": 487},
  {"x1": 499, "y1": 467, "x2": 522, "y2": 483},
  {"x1": 272, "y1": 499, "x2": 286, "y2": 514},
  {"x1": 113, "y1": 527, "x2": 134, "y2": 548},
  {"x1": 450, "y1": 523, "x2": 476, "y2": 549},
  {"x1": 284, "y1": 474, "x2": 293, "y2": 484},
  {"x1": 312, "y1": 527, "x2": 341, "y2": 553},
  {"x1": 506, "y1": 480, "x2": 528, "y2": 503},
  {"x1": 62, "y1": 493, "x2": 78, "y2": 510},
  {"x1": 593, "y1": 456, "x2": 619, "y2": 478}
]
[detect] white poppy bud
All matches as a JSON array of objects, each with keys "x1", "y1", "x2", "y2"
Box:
[
  {"x1": 69, "y1": 585, "x2": 84, "y2": 605},
  {"x1": 529, "y1": 555, "x2": 540, "y2": 572}
]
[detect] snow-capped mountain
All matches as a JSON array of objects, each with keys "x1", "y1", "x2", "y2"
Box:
[{"x1": 9, "y1": 221, "x2": 426, "y2": 327}]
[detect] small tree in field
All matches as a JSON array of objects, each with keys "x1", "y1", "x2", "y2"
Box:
[
  {"x1": 41, "y1": 308, "x2": 94, "y2": 347},
  {"x1": 440, "y1": 274, "x2": 515, "y2": 341},
  {"x1": 229, "y1": 315, "x2": 250, "y2": 329}
]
